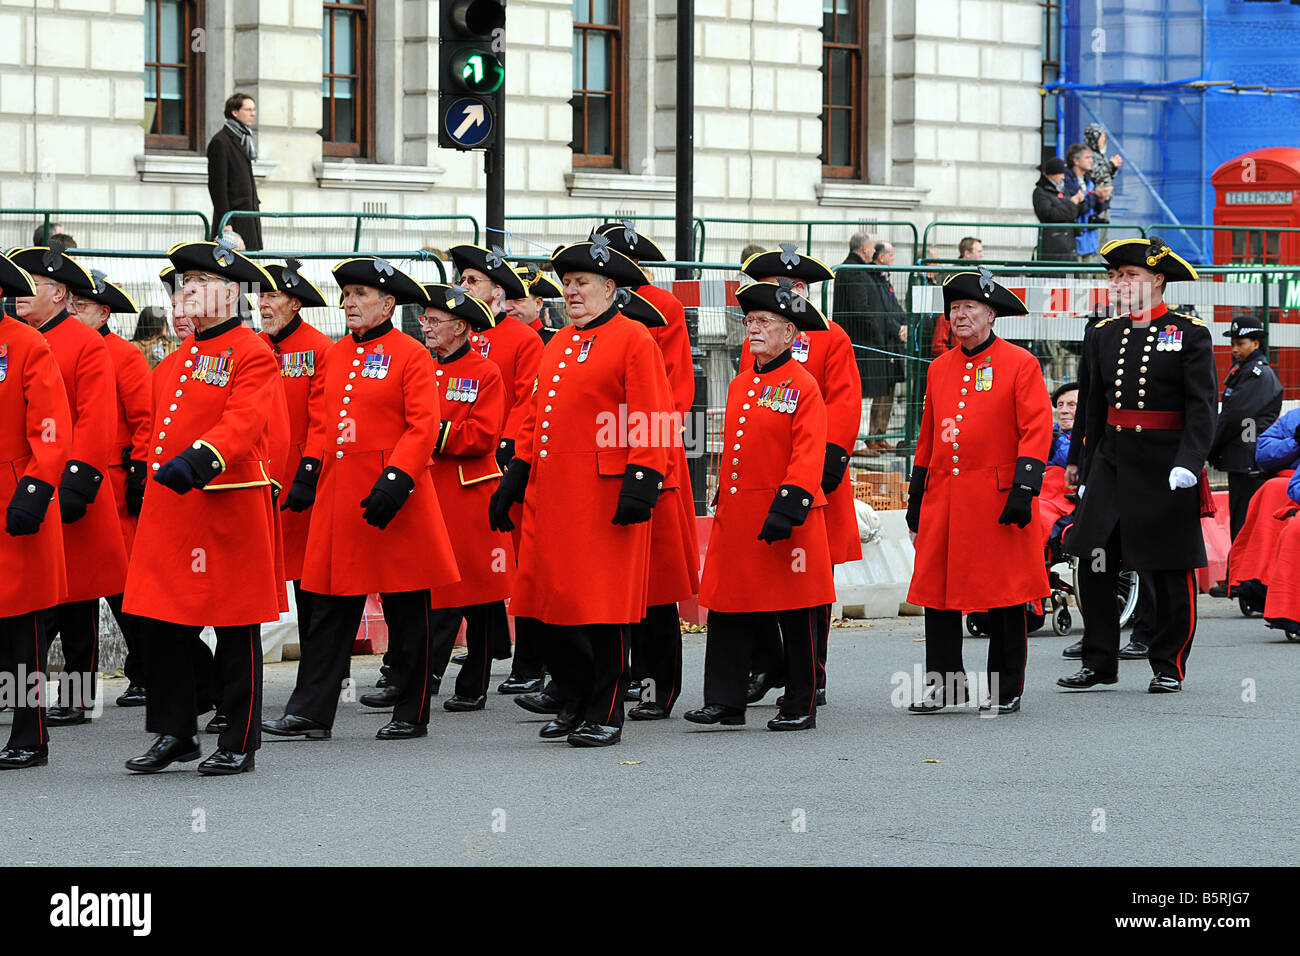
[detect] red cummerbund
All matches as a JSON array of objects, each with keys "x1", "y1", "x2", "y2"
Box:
[{"x1": 1106, "y1": 408, "x2": 1186, "y2": 430}]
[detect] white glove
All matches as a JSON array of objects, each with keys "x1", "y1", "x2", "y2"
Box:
[
  {"x1": 1168, "y1": 466, "x2": 1197, "y2": 491},
  {"x1": 1077, "y1": 485, "x2": 1085, "y2": 499}
]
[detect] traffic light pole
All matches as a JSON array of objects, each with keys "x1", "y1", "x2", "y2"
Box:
[
  {"x1": 675, "y1": 0, "x2": 693, "y2": 279},
  {"x1": 486, "y1": 91, "x2": 505, "y2": 247}
]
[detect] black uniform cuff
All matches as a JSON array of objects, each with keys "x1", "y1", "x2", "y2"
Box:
[
  {"x1": 179, "y1": 443, "x2": 224, "y2": 489},
  {"x1": 437, "y1": 420, "x2": 452, "y2": 454},
  {"x1": 294, "y1": 456, "x2": 323, "y2": 489},
  {"x1": 375, "y1": 465, "x2": 416, "y2": 501},
  {"x1": 11, "y1": 475, "x2": 55, "y2": 520},
  {"x1": 125, "y1": 459, "x2": 147, "y2": 491},
  {"x1": 769, "y1": 484, "x2": 814, "y2": 525},
  {"x1": 823, "y1": 443, "x2": 850, "y2": 486},
  {"x1": 619, "y1": 465, "x2": 664, "y2": 507},
  {"x1": 1014, "y1": 457, "x2": 1046, "y2": 495},
  {"x1": 908, "y1": 466, "x2": 928, "y2": 499},
  {"x1": 60, "y1": 460, "x2": 104, "y2": 502},
  {"x1": 499, "y1": 437, "x2": 515, "y2": 458}
]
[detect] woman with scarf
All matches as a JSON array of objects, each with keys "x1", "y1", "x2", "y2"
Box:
[{"x1": 206, "y1": 93, "x2": 263, "y2": 251}]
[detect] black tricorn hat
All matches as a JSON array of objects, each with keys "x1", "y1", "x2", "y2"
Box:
[
  {"x1": 159, "y1": 265, "x2": 180, "y2": 295},
  {"x1": 1101, "y1": 236, "x2": 1198, "y2": 282},
  {"x1": 448, "y1": 244, "x2": 527, "y2": 299},
  {"x1": 420, "y1": 283, "x2": 497, "y2": 331},
  {"x1": 551, "y1": 238, "x2": 646, "y2": 288},
  {"x1": 332, "y1": 257, "x2": 429, "y2": 307},
  {"x1": 941, "y1": 268, "x2": 1029, "y2": 317},
  {"x1": 0, "y1": 252, "x2": 36, "y2": 298},
  {"x1": 166, "y1": 238, "x2": 273, "y2": 289},
  {"x1": 613, "y1": 287, "x2": 667, "y2": 328},
  {"x1": 6, "y1": 243, "x2": 96, "y2": 293},
  {"x1": 513, "y1": 265, "x2": 563, "y2": 300},
  {"x1": 263, "y1": 258, "x2": 328, "y2": 309},
  {"x1": 78, "y1": 270, "x2": 139, "y2": 314},
  {"x1": 592, "y1": 220, "x2": 666, "y2": 263},
  {"x1": 743, "y1": 243, "x2": 834, "y2": 285},
  {"x1": 735, "y1": 280, "x2": 830, "y2": 332}
]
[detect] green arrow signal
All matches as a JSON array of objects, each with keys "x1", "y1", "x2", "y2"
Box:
[{"x1": 463, "y1": 54, "x2": 484, "y2": 84}]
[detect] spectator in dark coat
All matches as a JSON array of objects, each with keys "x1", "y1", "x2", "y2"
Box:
[
  {"x1": 832, "y1": 231, "x2": 875, "y2": 447},
  {"x1": 861, "y1": 241, "x2": 907, "y2": 449},
  {"x1": 1062, "y1": 143, "x2": 1111, "y2": 260},
  {"x1": 206, "y1": 93, "x2": 263, "y2": 251},
  {"x1": 1033, "y1": 157, "x2": 1083, "y2": 261},
  {"x1": 1084, "y1": 123, "x2": 1123, "y2": 222}
]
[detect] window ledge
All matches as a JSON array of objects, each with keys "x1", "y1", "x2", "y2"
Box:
[
  {"x1": 314, "y1": 160, "x2": 445, "y2": 191},
  {"x1": 565, "y1": 170, "x2": 677, "y2": 201},
  {"x1": 135, "y1": 153, "x2": 278, "y2": 185},
  {"x1": 815, "y1": 181, "x2": 929, "y2": 210}
]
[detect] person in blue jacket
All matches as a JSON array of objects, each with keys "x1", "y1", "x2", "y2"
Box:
[
  {"x1": 1048, "y1": 381, "x2": 1078, "y2": 467},
  {"x1": 1255, "y1": 406, "x2": 1300, "y2": 476}
]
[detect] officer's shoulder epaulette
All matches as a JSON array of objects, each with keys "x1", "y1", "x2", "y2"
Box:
[
  {"x1": 1093, "y1": 316, "x2": 1121, "y2": 328},
  {"x1": 1168, "y1": 310, "x2": 1207, "y2": 327}
]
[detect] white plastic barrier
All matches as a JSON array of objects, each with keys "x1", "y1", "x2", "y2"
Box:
[{"x1": 833, "y1": 501, "x2": 915, "y2": 619}]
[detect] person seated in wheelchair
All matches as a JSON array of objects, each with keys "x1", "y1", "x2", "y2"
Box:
[
  {"x1": 1260, "y1": 463, "x2": 1300, "y2": 642},
  {"x1": 1227, "y1": 406, "x2": 1300, "y2": 616}
]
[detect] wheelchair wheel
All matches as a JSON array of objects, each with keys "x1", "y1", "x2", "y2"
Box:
[
  {"x1": 1117, "y1": 570, "x2": 1140, "y2": 628},
  {"x1": 1052, "y1": 606, "x2": 1072, "y2": 636}
]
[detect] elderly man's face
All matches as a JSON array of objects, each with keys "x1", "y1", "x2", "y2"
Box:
[
  {"x1": 746, "y1": 310, "x2": 796, "y2": 363},
  {"x1": 504, "y1": 294, "x2": 542, "y2": 324},
  {"x1": 67, "y1": 294, "x2": 111, "y2": 330},
  {"x1": 178, "y1": 271, "x2": 238, "y2": 327},
  {"x1": 948, "y1": 299, "x2": 996, "y2": 345},
  {"x1": 1055, "y1": 389, "x2": 1079, "y2": 432},
  {"x1": 562, "y1": 271, "x2": 615, "y2": 327},
  {"x1": 458, "y1": 268, "x2": 503, "y2": 314},
  {"x1": 341, "y1": 284, "x2": 395, "y2": 334},
  {"x1": 876, "y1": 244, "x2": 895, "y2": 266},
  {"x1": 418, "y1": 308, "x2": 468, "y2": 356},
  {"x1": 258, "y1": 289, "x2": 301, "y2": 336},
  {"x1": 15, "y1": 278, "x2": 66, "y2": 327}
]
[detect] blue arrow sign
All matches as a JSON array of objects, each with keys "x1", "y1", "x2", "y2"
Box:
[{"x1": 445, "y1": 97, "x2": 493, "y2": 148}]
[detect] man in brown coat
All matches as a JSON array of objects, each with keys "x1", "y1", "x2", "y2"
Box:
[{"x1": 206, "y1": 93, "x2": 262, "y2": 251}]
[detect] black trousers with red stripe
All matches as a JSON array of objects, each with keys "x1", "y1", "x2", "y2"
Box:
[
  {"x1": 1, "y1": 610, "x2": 50, "y2": 749},
  {"x1": 543, "y1": 622, "x2": 629, "y2": 729},
  {"x1": 141, "y1": 619, "x2": 263, "y2": 753},
  {"x1": 628, "y1": 602, "x2": 683, "y2": 712},
  {"x1": 704, "y1": 608, "x2": 819, "y2": 716},
  {"x1": 748, "y1": 603, "x2": 831, "y2": 692},
  {"x1": 923, "y1": 605, "x2": 1027, "y2": 704},
  {"x1": 428, "y1": 602, "x2": 496, "y2": 701},
  {"x1": 42, "y1": 598, "x2": 100, "y2": 709},
  {"x1": 1080, "y1": 529, "x2": 1196, "y2": 680}
]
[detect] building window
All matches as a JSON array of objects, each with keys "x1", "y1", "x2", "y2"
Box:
[
  {"x1": 821, "y1": 0, "x2": 867, "y2": 179},
  {"x1": 144, "y1": 0, "x2": 203, "y2": 151},
  {"x1": 322, "y1": 0, "x2": 371, "y2": 158},
  {"x1": 571, "y1": 0, "x2": 626, "y2": 168},
  {"x1": 1041, "y1": 0, "x2": 1061, "y2": 167}
]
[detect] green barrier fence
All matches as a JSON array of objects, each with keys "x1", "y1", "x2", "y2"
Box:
[
  {"x1": 499, "y1": 214, "x2": 699, "y2": 262},
  {"x1": 2, "y1": 208, "x2": 211, "y2": 251},
  {"x1": 217, "y1": 211, "x2": 479, "y2": 255},
  {"x1": 694, "y1": 217, "x2": 920, "y2": 270},
  {"x1": 919, "y1": 220, "x2": 1147, "y2": 264}
]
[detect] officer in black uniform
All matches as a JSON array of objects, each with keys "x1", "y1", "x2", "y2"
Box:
[
  {"x1": 1208, "y1": 316, "x2": 1281, "y2": 541},
  {"x1": 1060, "y1": 237, "x2": 1217, "y2": 693}
]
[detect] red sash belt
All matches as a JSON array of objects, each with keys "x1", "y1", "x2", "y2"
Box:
[{"x1": 1106, "y1": 408, "x2": 1185, "y2": 430}]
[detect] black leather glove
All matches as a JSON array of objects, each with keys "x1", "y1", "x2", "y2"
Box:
[
  {"x1": 59, "y1": 486, "x2": 90, "y2": 523},
  {"x1": 611, "y1": 465, "x2": 663, "y2": 526},
  {"x1": 6, "y1": 476, "x2": 54, "y2": 537},
  {"x1": 124, "y1": 459, "x2": 146, "y2": 516},
  {"x1": 360, "y1": 466, "x2": 415, "y2": 530},
  {"x1": 488, "y1": 459, "x2": 530, "y2": 532},
  {"x1": 905, "y1": 466, "x2": 927, "y2": 534},
  {"x1": 153, "y1": 455, "x2": 200, "y2": 495},
  {"x1": 998, "y1": 484, "x2": 1035, "y2": 529},
  {"x1": 821, "y1": 443, "x2": 850, "y2": 495},
  {"x1": 58, "y1": 459, "x2": 103, "y2": 523},
  {"x1": 757, "y1": 510, "x2": 795, "y2": 544},
  {"x1": 495, "y1": 437, "x2": 516, "y2": 470},
  {"x1": 281, "y1": 457, "x2": 322, "y2": 512}
]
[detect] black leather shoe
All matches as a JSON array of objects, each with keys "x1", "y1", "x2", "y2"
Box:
[
  {"x1": 375, "y1": 674, "x2": 389, "y2": 688},
  {"x1": 979, "y1": 696, "x2": 1021, "y2": 714},
  {"x1": 444, "y1": 695, "x2": 486, "y2": 712},
  {"x1": 624, "y1": 680, "x2": 643, "y2": 702},
  {"x1": 497, "y1": 674, "x2": 543, "y2": 695},
  {"x1": 197, "y1": 749, "x2": 255, "y2": 775},
  {"x1": 628, "y1": 701, "x2": 670, "y2": 720},
  {"x1": 767, "y1": 712, "x2": 816, "y2": 731},
  {"x1": 567, "y1": 722, "x2": 621, "y2": 747},
  {"x1": 204, "y1": 712, "x2": 229, "y2": 734},
  {"x1": 1118, "y1": 641, "x2": 1150, "y2": 660},
  {"x1": 1057, "y1": 667, "x2": 1119, "y2": 689},
  {"x1": 376, "y1": 720, "x2": 427, "y2": 739},
  {"x1": 46, "y1": 706, "x2": 87, "y2": 726},
  {"x1": 908, "y1": 680, "x2": 969, "y2": 713},
  {"x1": 360, "y1": 685, "x2": 401, "y2": 709},
  {"x1": 683, "y1": 704, "x2": 746, "y2": 725},
  {"x1": 1062, "y1": 640, "x2": 1083, "y2": 659},
  {"x1": 539, "y1": 711, "x2": 584, "y2": 739},
  {"x1": 515, "y1": 691, "x2": 564, "y2": 715},
  {"x1": 125, "y1": 734, "x2": 202, "y2": 773},
  {"x1": 1208, "y1": 583, "x2": 1229, "y2": 598},
  {"x1": 777, "y1": 689, "x2": 827, "y2": 708},
  {"x1": 452, "y1": 652, "x2": 469, "y2": 666},
  {"x1": 745, "y1": 672, "x2": 784, "y2": 704},
  {"x1": 115, "y1": 685, "x2": 147, "y2": 707},
  {"x1": 0, "y1": 745, "x2": 48, "y2": 769},
  {"x1": 1148, "y1": 674, "x2": 1182, "y2": 693},
  {"x1": 261, "y1": 714, "x2": 331, "y2": 739}
]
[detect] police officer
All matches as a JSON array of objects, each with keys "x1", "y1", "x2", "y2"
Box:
[
  {"x1": 0, "y1": 253, "x2": 72, "y2": 769},
  {"x1": 685, "y1": 280, "x2": 836, "y2": 731},
  {"x1": 1061, "y1": 237, "x2": 1217, "y2": 693},
  {"x1": 906, "y1": 269, "x2": 1053, "y2": 714}
]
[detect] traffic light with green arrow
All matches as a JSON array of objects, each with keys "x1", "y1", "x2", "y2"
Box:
[{"x1": 438, "y1": 0, "x2": 506, "y2": 150}]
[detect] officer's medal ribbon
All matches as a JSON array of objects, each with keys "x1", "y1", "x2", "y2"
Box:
[
  {"x1": 1156, "y1": 324, "x2": 1182, "y2": 352},
  {"x1": 363, "y1": 344, "x2": 391, "y2": 380},
  {"x1": 974, "y1": 359, "x2": 993, "y2": 392},
  {"x1": 791, "y1": 333, "x2": 810, "y2": 363},
  {"x1": 0, "y1": 342, "x2": 7, "y2": 383},
  {"x1": 578, "y1": 338, "x2": 595, "y2": 363}
]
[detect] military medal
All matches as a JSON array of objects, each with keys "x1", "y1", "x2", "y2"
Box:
[
  {"x1": 578, "y1": 338, "x2": 594, "y2": 363},
  {"x1": 280, "y1": 350, "x2": 315, "y2": 378},
  {"x1": 476, "y1": 336, "x2": 491, "y2": 358},
  {"x1": 363, "y1": 346, "x2": 391, "y2": 379},
  {"x1": 791, "y1": 333, "x2": 810, "y2": 363},
  {"x1": 448, "y1": 377, "x2": 479, "y2": 402},
  {"x1": 195, "y1": 350, "x2": 232, "y2": 387},
  {"x1": 1156, "y1": 324, "x2": 1182, "y2": 352},
  {"x1": 975, "y1": 361, "x2": 993, "y2": 392},
  {"x1": 0, "y1": 343, "x2": 7, "y2": 383}
]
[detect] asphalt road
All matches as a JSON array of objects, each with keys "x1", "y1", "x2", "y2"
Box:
[{"x1": 3, "y1": 598, "x2": 1298, "y2": 867}]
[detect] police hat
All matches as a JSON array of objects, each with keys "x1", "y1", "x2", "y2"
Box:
[
  {"x1": 551, "y1": 238, "x2": 647, "y2": 288},
  {"x1": 6, "y1": 244, "x2": 96, "y2": 293},
  {"x1": 1225, "y1": 314, "x2": 1267, "y2": 341},
  {"x1": 613, "y1": 287, "x2": 667, "y2": 328},
  {"x1": 1101, "y1": 236, "x2": 1198, "y2": 282},
  {"x1": 591, "y1": 221, "x2": 666, "y2": 263},
  {"x1": 742, "y1": 243, "x2": 834, "y2": 285},
  {"x1": 420, "y1": 283, "x2": 497, "y2": 331},
  {"x1": 941, "y1": 268, "x2": 1029, "y2": 317},
  {"x1": 0, "y1": 252, "x2": 35, "y2": 298},
  {"x1": 167, "y1": 237, "x2": 274, "y2": 289},
  {"x1": 448, "y1": 244, "x2": 527, "y2": 299},
  {"x1": 513, "y1": 266, "x2": 563, "y2": 300},
  {"x1": 332, "y1": 257, "x2": 429, "y2": 307},
  {"x1": 263, "y1": 258, "x2": 328, "y2": 309},
  {"x1": 77, "y1": 269, "x2": 139, "y2": 314},
  {"x1": 735, "y1": 280, "x2": 830, "y2": 332}
]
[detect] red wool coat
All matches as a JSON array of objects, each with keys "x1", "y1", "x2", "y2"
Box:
[
  {"x1": 511, "y1": 312, "x2": 672, "y2": 625},
  {"x1": 102, "y1": 329, "x2": 153, "y2": 555},
  {"x1": 698, "y1": 354, "x2": 836, "y2": 612},
  {"x1": 907, "y1": 336, "x2": 1053, "y2": 611},
  {"x1": 1264, "y1": 513, "x2": 1300, "y2": 627},
  {"x1": 259, "y1": 317, "x2": 334, "y2": 582},
  {"x1": 41, "y1": 312, "x2": 128, "y2": 602},
  {"x1": 428, "y1": 345, "x2": 515, "y2": 608},
  {"x1": 470, "y1": 316, "x2": 543, "y2": 445},
  {"x1": 123, "y1": 322, "x2": 282, "y2": 626},
  {"x1": 301, "y1": 323, "x2": 460, "y2": 597},
  {"x1": 1228, "y1": 472, "x2": 1294, "y2": 589},
  {"x1": 0, "y1": 316, "x2": 71, "y2": 617},
  {"x1": 742, "y1": 320, "x2": 863, "y2": 565}
]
